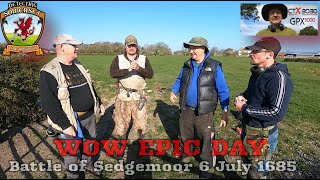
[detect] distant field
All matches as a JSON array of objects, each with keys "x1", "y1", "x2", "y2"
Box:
[
  {"x1": 5, "y1": 33, "x2": 38, "y2": 46},
  {"x1": 74, "y1": 55, "x2": 320, "y2": 178}
]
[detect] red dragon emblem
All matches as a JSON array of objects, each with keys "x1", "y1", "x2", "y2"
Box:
[{"x1": 12, "y1": 17, "x2": 35, "y2": 42}]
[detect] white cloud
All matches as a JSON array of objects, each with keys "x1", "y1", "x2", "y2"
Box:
[
  {"x1": 240, "y1": 19, "x2": 270, "y2": 36},
  {"x1": 256, "y1": 4, "x2": 264, "y2": 22},
  {"x1": 240, "y1": 19, "x2": 256, "y2": 36}
]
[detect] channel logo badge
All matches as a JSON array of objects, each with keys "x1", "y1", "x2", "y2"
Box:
[{"x1": 0, "y1": 1, "x2": 45, "y2": 56}]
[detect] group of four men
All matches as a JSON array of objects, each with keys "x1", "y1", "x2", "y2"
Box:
[{"x1": 40, "y1": 32, "x2": 293, "y2": 179}]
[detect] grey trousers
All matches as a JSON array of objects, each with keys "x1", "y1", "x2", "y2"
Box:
[
  {"x1": 61, "y1": 114, "x2": 97, "y2": 172},
  {"x1": 179, "y1": 107, "x2": 215, "y2": 169}
]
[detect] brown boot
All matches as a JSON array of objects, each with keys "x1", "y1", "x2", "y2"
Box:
[{"x1": 115, "y1": 135, "x2": 127, "y2": 162}]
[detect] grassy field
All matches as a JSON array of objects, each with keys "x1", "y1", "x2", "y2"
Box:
[
  {"x1": 5, "y1": 33, "x2": 38, "y2": 46},
  {"x1": 76, "y1": 55, "x2": 320, "y2": 178}
]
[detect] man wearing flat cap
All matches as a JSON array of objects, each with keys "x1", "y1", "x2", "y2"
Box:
[
  {"x1": 40, "y1": 34, "x2": 105, "y2": 178},
  {"x1": 110, "y1": 35, "x2": 153, "y2": 159},
  {"x1": 234, "y1": 37, "x2": 294, "y2": 178},
  {"x1": 170, "y1": 36, "x2": 230, "y2": 179},
  {"x1": 256, "y1": 4, "x2": 297, "y2": 36}
]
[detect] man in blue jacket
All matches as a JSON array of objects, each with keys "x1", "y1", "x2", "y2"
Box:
[
  {"x1": 234, "y1": 37, "x2": 294, "y2": 179},
  {"x1": 170, "y1": 36, "x2": 230, "y2": 179}
]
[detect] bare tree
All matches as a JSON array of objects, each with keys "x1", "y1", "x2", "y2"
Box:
[
  {"x1": 241, "y1": 3, "x2": 260, "y2": 22},
  {"x1": 210, "y1": 46, "x2": 219, "y2": 56}
]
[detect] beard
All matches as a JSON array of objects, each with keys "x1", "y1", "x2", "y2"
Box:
[{"x1": 250, "y1": 59, "x2": 256, "y2": 65}]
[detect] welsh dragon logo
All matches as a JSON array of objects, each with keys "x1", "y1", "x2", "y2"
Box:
[{"x1": 11, "y1": 16, "x2": 35, "y2": 43}]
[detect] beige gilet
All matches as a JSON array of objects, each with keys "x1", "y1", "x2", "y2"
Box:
[
  {"x1": 117, "y1": 54, "x2": 146, "y2": 101},
  {"x1": 40, "y1": 57, "x2": 99, "y2": 132}
]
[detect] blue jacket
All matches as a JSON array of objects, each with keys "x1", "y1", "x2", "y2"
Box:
[
  {"x1": 171, "y1": 52, "x2": 229, "y2": 111},
  {"x1": 241, "y1": 63, "x2": 294, "y2": 128}
]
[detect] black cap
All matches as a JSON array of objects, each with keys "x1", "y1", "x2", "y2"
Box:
[
  {"x1": 245, "y1": 37, "x2": 281, "y2": 54},
  {"x1": 262, "y1": 4, "x2": 288, "y2": 21}
]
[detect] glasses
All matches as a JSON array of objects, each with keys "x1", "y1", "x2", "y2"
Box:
[
  {"x1": 53, "y1": 43, "x2": 78, "y2": 48},
  {"x1": 188, "y1": 46, "x2": 203, "y2": 51},
  {"x1": 63, "y1": 43, "x2": 78, "y2": 48},
  {"x1": 269, "y1": 10, "x2": 282, "y2": 15},
  {"x1": 53, "y1": 43, "x2": 79, "y2": 51},
  {"x1": 250, "y1": 50, "x2": 272, "y2": 54},
  {"x1": 127, "y1": 44, "x2": 137, "y2": 48}
]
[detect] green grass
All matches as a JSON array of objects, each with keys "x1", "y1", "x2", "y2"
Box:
[
  {"x1": 77, "y1": 55, "x2": 320, "y2": 178},
  {"x1": 5, "y1": 33, "x2": 39, "y2": 46}
]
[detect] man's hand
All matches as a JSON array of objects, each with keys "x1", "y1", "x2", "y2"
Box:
[
  {"x1": 131, "y1": 62, "x2": 140, "y2": 70},
  {"x1": 220, "y1": 111, "x2": 228, "y2": 127},
  {"x1": 99, "y1": 104, "x2": 106, "y2": 116},
  {"x1": 62, "y1": 126, "x2": 76, "y2": 138},
  {"x1": 170, "y1": 92, "x2": 178, "y2": 104},
  {"x1": 234, "y1": 96, "x2": 247, "y2": 111}
]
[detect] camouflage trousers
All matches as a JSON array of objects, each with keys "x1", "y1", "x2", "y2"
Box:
[
  {"x1": 112, "y1": 97, "x2": 147, "y2": 137},
  {"x1": 241, "y1": 125, "x2": 278, "y2": 179}
]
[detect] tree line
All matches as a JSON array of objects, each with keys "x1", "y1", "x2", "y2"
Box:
[
  {"x1": 77, "y1": 41, "x2": 174, "y2": 56},
  {"x1": 0, "y1": 42, "x2": 240, "y2": 57}
]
